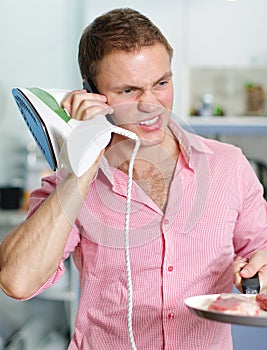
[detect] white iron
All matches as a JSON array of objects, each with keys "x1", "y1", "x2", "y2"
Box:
[{"x1": 12, "y1": 87, "x2": 139, "y2": 177}]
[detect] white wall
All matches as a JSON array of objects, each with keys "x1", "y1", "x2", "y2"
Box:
[
  {"x1": 0, "y1": 0, "x2": 84, "y2": 184},
  {"x1": 184, "y1": 0, "x2": 267, "y2": 67}
]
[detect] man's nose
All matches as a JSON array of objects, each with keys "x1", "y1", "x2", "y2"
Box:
[{"x1": 138, "y1": 89, "x2": 159, "y2": 113}]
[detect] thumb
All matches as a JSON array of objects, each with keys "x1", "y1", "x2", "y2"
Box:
[
  {"x1": 240, "y1": 262, "x2": 258, "y2": 278},
  {"x1": 240, "y1": 250, "x2": 267, "y2": 278}
]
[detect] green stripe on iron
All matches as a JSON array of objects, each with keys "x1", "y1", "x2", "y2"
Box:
[{"x1": 28, "y1": 87, "x2": 70, "y2": 122}]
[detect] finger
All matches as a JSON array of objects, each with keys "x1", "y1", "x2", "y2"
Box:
[
  {"x1": 70, "y1": 92, "x2": 93, "y2": 120},
  {"x1": 233, "y1": 256, "x2": 250, "y2": 292},
  {"x1": 73, "y1": 102, "x2": 113, "y2": 121},
  {"x1": 82, "y1": 105, "x2": 114, "y2": 121},
  {"x1": 61, "y1": 89, "x2": 83, "y2": 115},
  {"x1": 62, "y1": 90, "x2": 107, "y2": 116},
  {"x1": 259, "y1": 265, "x2": 267, "y2": 292},
  {"x1": 233, "y1": 257, "x2": 248, "y2": 274},
  {"x1": 70, "y1": 93, "x2": 111, "y2": 121},
  {"x1": 240, "y1": 250, "x2": 267, "y2": 278}
]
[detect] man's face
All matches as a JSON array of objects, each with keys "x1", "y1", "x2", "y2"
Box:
[{"x1": 95, "y1": 44, "x2": 174, "y2": 147}]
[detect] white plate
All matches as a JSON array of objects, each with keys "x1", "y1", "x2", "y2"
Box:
[{"x1": 184, "y1": 294, "x2": 267, "y2": 327}]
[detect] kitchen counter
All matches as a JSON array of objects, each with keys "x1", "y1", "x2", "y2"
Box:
[{"x1": 183, "y1": 116, "x2": 267, "y2": 136}]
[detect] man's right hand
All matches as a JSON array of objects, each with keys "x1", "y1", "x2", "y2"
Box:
[{"x1": 62, "y1": 89, "x2": 113, "y2": 121}]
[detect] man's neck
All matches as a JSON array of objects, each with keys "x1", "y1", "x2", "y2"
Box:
[
  {"x1": 106, "y1": 129, "x2": 179, "y2": 170},
  {"x1": 105, "y1": 132, "x2": 179, "y2": 211}
]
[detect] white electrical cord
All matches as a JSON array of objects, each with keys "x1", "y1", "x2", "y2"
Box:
[{"x1": 113, "y1": 128, "x2": 140, "y2": 350}]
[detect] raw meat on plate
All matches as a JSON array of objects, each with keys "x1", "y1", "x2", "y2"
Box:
[
  {"x1": 208, "y1": 293, "x2": 260, "y2": 316},
  {"x1": 256, "y1": 293, "x2": 267, "y2": 311}
]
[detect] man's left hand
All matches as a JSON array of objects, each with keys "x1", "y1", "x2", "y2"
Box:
[{"x1": 234, "y1": 250, "x2": 267, "y2": 293}]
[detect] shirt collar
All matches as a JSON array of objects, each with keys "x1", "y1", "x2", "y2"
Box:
[{"x1": 168, "y1": 118, "x2": 213, "y2": 169}]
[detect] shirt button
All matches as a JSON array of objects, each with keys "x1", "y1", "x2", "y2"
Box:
[
  {"x1": 168, "y1": 265, "x2": 173, "y2": 272},
  {"x1": 168, "y1": 313, "x2": 174, "y2": 319},
  {"x1": 163, "y1": 218, "x2": 169, "y2": 225}
]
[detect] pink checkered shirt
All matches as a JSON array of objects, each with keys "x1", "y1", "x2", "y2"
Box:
[{"x1": 28, "y1": 119, "x2": 267, "y2": 349}]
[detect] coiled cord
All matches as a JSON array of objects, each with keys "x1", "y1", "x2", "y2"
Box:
[{"x1": 113, "y1": 127, "x2": 140, "y2": 350}]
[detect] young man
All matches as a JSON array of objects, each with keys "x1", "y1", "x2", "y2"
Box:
[{"x1": 1, "y1": 8, "x2": 267, "y2": 350}]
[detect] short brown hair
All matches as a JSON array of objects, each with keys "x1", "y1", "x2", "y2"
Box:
[{"x1": 78, "y1": 8, "x2": 173, "y2": 84}]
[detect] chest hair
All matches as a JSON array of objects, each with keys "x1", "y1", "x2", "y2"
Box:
[{"x1": 133, "y1": 158, "x2": 177, "y2": 212}]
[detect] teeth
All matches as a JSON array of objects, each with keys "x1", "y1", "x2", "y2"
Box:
[{"x1": 139, "y1": 116, "x2": 159, "y2": 125}]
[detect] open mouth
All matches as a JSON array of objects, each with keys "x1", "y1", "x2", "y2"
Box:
[{"x1": 138, "y1": 116, "x2": 159, "y2": 126}]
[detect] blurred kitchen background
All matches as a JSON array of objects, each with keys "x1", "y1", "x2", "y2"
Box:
[{"x1": 0, "y1": 0, "x2": 267, "y2": 349}]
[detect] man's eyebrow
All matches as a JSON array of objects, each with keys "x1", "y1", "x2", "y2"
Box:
[
  {"x1": 113, "y1": 72, "x2": 173, "y2": 91},
  {"x1": 112, "y1": 83, "x2": 138, "y2": 91},
  {"x1": 154, "y1": 71, "x2": 173, "y2": 85}
]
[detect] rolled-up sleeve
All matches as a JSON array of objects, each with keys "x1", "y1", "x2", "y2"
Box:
[{"x1": 233, "y1": 154, "x2": 267, "y2": 256}]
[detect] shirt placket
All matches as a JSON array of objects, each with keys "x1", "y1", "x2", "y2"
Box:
[
  {"x1": 161, "y1": 215, "x2": 177, "y2": 350},
  {"x1": 160, "y1": 163, "x2": 194, "y2": 350}
]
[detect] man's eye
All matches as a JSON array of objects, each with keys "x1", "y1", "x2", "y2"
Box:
[
  {"x1": 158, "y1": 80, "x2": 168, "y2": 87},
  {"x1": 124, "y1": 88, "x2": 132, "y2": 94},
  {"x1": 122, "y1": 88, "x2": 136, "y2": 94}
]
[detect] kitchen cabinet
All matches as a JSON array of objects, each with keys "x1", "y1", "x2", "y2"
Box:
[{"x1": 0, "y1": 210, "x2": 79, "y2": 348}]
